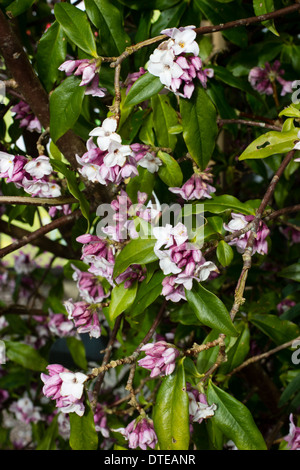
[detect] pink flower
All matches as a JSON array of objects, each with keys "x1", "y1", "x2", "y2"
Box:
[
  {"x1": 284, "y1": 414, "x2": 300, "y2": 450},
  {"x1": 138, "y1": 340, "x2": 179, "y2": 378},
  {"x1": 59, "y1": 59, "x2": 107, "y2": 98},
  {"x1": 223, "y1": 213, "x2": 270, "y2": 255},
  {"x1": 115, "y1": 417, "x2": 157, "y2": 450},
  {"x1": 12, "y1": 100, "x2": 42, "y2": 133},
  {"x1": 64, "y1": 299, "x2": 102, "y2": 338},
  {"x1": 248, "y1": 61, "x2": 293, "y2": 97},
  {"x1": 169, "y1": 170, "x2": 216, "y2": 201}
]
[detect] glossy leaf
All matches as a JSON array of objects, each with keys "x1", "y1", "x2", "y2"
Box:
[
  {"x1": 5, "y1": 341, "x2": 48, "y2": 371},
  {"x1": 186, "y1": 282, "x2": 238, "y2": 337},
  {"x1": 6, "y1": 0, "x2": 35, "y2": 17},
  {"x1": 129, "y1": 270, "x2": 164, "y2": 317},
  {"x1": 253, "y1": 0, "x2": 279, "y2": 36},
  {"x1": 108, "y1": 281, "x2": 138, "y2": 323},
  {"x1": 239, "y1": 128, "x2": 298, "y2": 161},
  {"x1": 218, "y1": 322, "x2": 250, "y2": 375},
  {"x1": 36, "y1": 21, "x2": 67, "y2": 93},
  {"x1": 54, "y1": 3, "x2": 97, "y2": 57},
  {"x1": 153, "y1": 358, "x2": 190, "y2": 450},
  {"x1": 216, "y1": 240, "x2": 234, "y2": 267},
  {"x1": 124, "y1": 72, "x2": 164, "y2": 107},
  {"x1": 180, "y1": 87, "x2": 218, "y2": 170},
  {"x1": 157, "y1": 150, "x2": 183, "y2": 187},
  {"x1": 85, "y1": 0, "x2": 131, "y2": 56},
  {"x1": 207, "y1": 381, "x2": 267, "y2": 450},
  {"x1": 152, "y1": 94, "x2": 179, "y2": 150},
  {"x1": 203, "y1": 194, "x2": 256, "y2": 215},
  {"x1": 278, "y1": 263, "x2": 300, "y2": 282},
  {"x1": 249, "y1": 313, "x2": 300, "y2": 345},
  {"x1": 69, "y1": 398, "x2": 98, "y2": 450},
  {"x1": 113, "y1": 238, "x2": 158, "y2": 279},
  {"x1": 49, "y1": 75, "x2": 86, "y2": 143}
]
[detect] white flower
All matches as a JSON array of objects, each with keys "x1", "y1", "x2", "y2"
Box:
[
  {"x1": 172, "y1": 222, "x2": 189, "y2": 246},
  {"x1": 138, "y1": 152, "x2": 162, "y2": 173},
  {"x1": 193, "y1": 402, "x2": 217, "y2": 423},
  {"x1": 103, "y1": 141, "x2": 133, "y2": 168},
  {"x1": 195, "y1": 261, "x2": 218, "y2": 282},
  {"x1": 223, "y1": 213, "x2": 248, "y2": 232},
  {"x1": 24, "y1": 155, "x2": 53, "y2": 179},
  {"x1": 89, "y1": 118, "x2": 121, "y2": 151},
  {"x1": 22, "y1": 178, "x2": 61, "y2": 198},
  {"x1": 148, "y1": 41, "x2": 183, "y2": 88},
  {"x1": 0, "y1": 151, "x2": 15, "y2": 178},
  {"x1": 153, "y1": 224, "x2": 174, "y2": 250},
  {"x1": 59, "y1": 371, "x2": 88, "y2": 400},
  {"x1": 155, "y1": 249, "x2": 181, "y2": 275},
  {"x1": 161, "y1": 26, "x2": 199, "y2": 56}
]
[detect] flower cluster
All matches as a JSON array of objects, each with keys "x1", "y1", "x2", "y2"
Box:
[
  {"x1": 223, "y1": 213, "x2": 270, "y2": 255},
  {"x1": 153, "y1": 222, "x2": 218, "y2": 302},
  {"x1": 169, "y1": 169, "x2": 216, "y2": 201},
  {"x1": 59, "y1": 58, "x2": 107, "y2": 98},
  {"x1": 138, "y1": 340, "x2": 179, "y2": 378},
  {"x1": 76, "y1": 234, "x2": 115, "y2": 286},
  {"x1": 248, "y1": 60, "x2": 293, "y2": 96},
  {"x1": 64, "y1": 299, "x2": 102, "y2": 339},
  {"x1": 71, "y1": 264, "x2": 110, "y2": 304},
  {"x1": 115, "y1": 417, "x2": 157, "y2": 450},
  {"x1": 76, "y1": 118, "x2": 138, "y2": 186},
  {"x1": 0, "y1": 151, "x2": 61, "y2": 197},
  {"x1": 131, "y1": 143, "x2": 163, "y2": 174},
  {"x1": 12, "y1": 100, "x2": 42, "y2": 133},
  {"x1": 148, "y1": 26, "x2": 213, "y2": 98},
  {"x1": 41, "y1": 364, "x2": 88, "y2": 416}
]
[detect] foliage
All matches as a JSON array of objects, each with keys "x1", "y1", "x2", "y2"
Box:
[{"x1": 0, "y1": 0, "x2": 300, "y2": 452}]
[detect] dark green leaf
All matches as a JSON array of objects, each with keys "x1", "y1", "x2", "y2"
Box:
[
  {"x1": 216, "y1": 240, "x2": 234, "y2": 267},
  {"x1": 5, "y1": 340, "x2": 48, "y2": 371},
  {"x1": 153, "y1": 358, "x2": 190, "y2": 450},
  {"x1": 152, "y1": 95, "x2": 179, "y2": 150},
  {"x1": 279, "y1": 263, "x2": 300, "y2": 283},
  {"x1": 66, "y1": 337, "x2": 88, "y2": 371},
  {"x1": 54, "y1": 3, "x2": 97, "y2": 57},
  {"x1": 6, "y1": 0, "x2": 35, "y2": 17},
  {"x1": 108, "y1": 281, "x2": 138, "y2": 323},
  {"x1": 85, "y1": 0, "x2": 131, "y2": 56},
  {"x1": 36, "y1": 21, "x2": 67, "y2": 93},
  {"x1": 36, "y1": 415, "x2": 58, "y2": 450},
  {"x1": 113, "y1": 238, "x2": 158, "y2": 278},
  {"x1": 279, "y1": 371, "x2": 300, "y2": 407},
  {"x1": 124, "y1": 72, "x2": 164, "y2": 107},
  {"x1": 249, "y1": 313, "x2": 300, "y2": 345},
  {"x1": 49, "y1": 75, "x2": 86, "y2": 143},
  {"x1": 207, "y1": 381, "x2": 267, "y2": 450},
  {"x1": 219, "y1": 322, "x2": 250, "y2": 375},
  {"x1": 157, "y1": 150, "x2": 183, "y2": 187},
  {"x1": 186, "y1": 282, "x2": 238, "y2": 337},
  {"x1": 253, "y1": 0, "x2": 278, "y2": 36},
  {"x1": 180, "y1": 87, "x2": 218, "y2": 170},
  {"x1": 69, "y1": 398, "x2": 98, "y2": 450},
  {"x1": 129, "y1": 270, "x2": 164, "y2": 317}
]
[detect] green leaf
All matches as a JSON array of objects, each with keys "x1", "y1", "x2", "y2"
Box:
[
  {"x1": 249, "y1": 313, "x2": 300, "y2": 345},
  {"x1": 113, "y1": 238, "x2": 158, "y2": 279},
  {"x1": 124, "y1": 72, "x2": 164, "y2": 107},
  {"x1": 186, "y1": 282, "x2": 238, "y2": 337},
  {"x1": 108, "y1": 281, "x2": 138, "y2": 323},
  {"x1": 279, "y1": 263, "x2": 300, "y2": 282},
  {"x1": 151, "y1": 93, "x2": 179, "y2": 150},
  {"x1": 50, "y1": 159, "x2": 90, "y2": 228},
  {"x1": 212, "y1": 64, "x2": 260, "y2": 97},
  {"x1": 203, "y1": 194, "x2": 256, "y2": 215},
  {"x1": 279, "y1": 371, "x2": 300, "y2": 407},
  {"x1": 54, "y1": 3, "x2": 97, "y2": 57},
  {"x1": 69, "y1": 398, "x2": 98, "y2": 450},
  {"x1": 36, "y1": 21, "x2": 67, "y2": 93},
  {"x1": 253, "y1": 0, "x2": 279, "y2": 36},
  {"x1": 66, "y1": 337, "x2": 88, "y2": 371},
  {"x1": 5, "y1": 341, "x2": 48, "y2": 371},
  {"x1": 129, "y1": 270, "x2": 164, "y2": 317},
  {"x1": 49, "y1": 75, "x2": 86, "y2": 143},
  {"x1": 36, "y1": 415, "x2": 58, "y2": 450},
  {"x1": 239, "y1": 128, "x2": 299, "y2": 161},
  {"x1": 153, "y1": 359, "x2": 190, "y2": 450},
  {"x1": 126, "y1": 167, "x2": 155, "y2": 204},
  {"x1": 157, "y1": 150, "x2": 183, "y2": 187},
  {"x1": 85, "y1": 0, "x2": 131, "y2": 56},
  {"x1": 6, "y1": 0, "x2": 36, "y2": 17},
  {"x1": 180, "y1": 87, "x2": 218, "y2": 170},
  {"x1": 218, "y1": 322, "x2": 250, "y2": 375},
  {"x1": 197, "y1": 330, "x2": 228, "y2": 373},
  {"x1": 216, "y1": 240, "x2": 234, "y2": 267},
  {"x1": 207, "y1": 381, "x2": 267, "y2": 450}
]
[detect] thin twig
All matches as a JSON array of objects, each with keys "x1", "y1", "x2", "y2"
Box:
[{"x1": 0, "y1": 196, "x2": 77, "y2": 206}]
